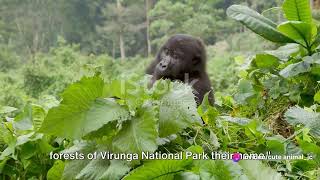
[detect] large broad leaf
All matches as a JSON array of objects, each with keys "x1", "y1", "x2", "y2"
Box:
[
  {"x1": 227, "y1": 5, "x2": 293, "y2": 43},
  {"x1": 99, "y1": 160, "x2": 131, "y2": 180},
  {"x1": 75, "y1": 158, "x2": 130, "y2": 180},
  {"x1": 239, "y1": 160, "x2": 284, "y2": 180},
  {"x1": 157, "y1": 82, "x2": 202, "y2": 137},
  {"x1": 277, "y1": 21, "x2": 317, "y2": 47},
  {"x1": 39, "y1": 76, "x2": 129, "y2": 139},
  {"x1": 112, "y1": 107, "x2": 158, "y2": 153},
  {"x1": 282, "y1": 0, "x2": 312, "y2": 23},
  {"x1": 62, "y1": 143, "x2": 131, "y2": 180},
  {"x1": 265, "y1": 43, "x2": 300, "y2": 61},
  {"x1": 62, "y1": 141, "x2": 97, "y2": 180},
  {"x1": 234, "y1": 79, "x2": 255, "y2": 104},
  {"x1": 123, "y1": 158, "x2": 192, "y2": 180},
  {"x1": 75, "y1": 156, "x2": 110, "y2": 180},
  {"x1": 284, "y1": 106, "x2": 320, "y2": 137},
  {"x1": 199, "y1": 160, "x2": 236, "y2": 180},
  {"x1": 279, "y1": 59, "x2": 311, "y2": 78}
]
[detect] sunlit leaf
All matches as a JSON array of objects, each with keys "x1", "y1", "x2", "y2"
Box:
[
  {"x1": 282, "y1": 0, "x2": 312, "y2": 23},
  {"x1": 277, "y1": 21, "x2": 317, "y2": 46},
  {"x1": 39, "y1": 76, "x2": 129, "y2": 139},
  {"x1": 252, "y1": 54, "x2": 280, "y2": 69},
  {"x1": 47, "y1": 160, "x2": 65, "y2": 180},
  {"x1": 112, "y1": 107, "x2": 158, "y2": 153},
  {"x1": 315, "y1": 91, "x2": 320, "y2": 103},
  {"x1": 158, "y1": 82, "x2": 202, "y2": 137},
  {"x1": 123, "y1": 158, "x2": 192, "y2": 180}
]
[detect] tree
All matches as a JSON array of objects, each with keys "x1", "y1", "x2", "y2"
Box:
[
  {"x1": 98, "y1": 0, "x2": 146, "y2": 59},
  {"x1": 145, "y1": 0, "x2": 152, "y2": 56},
  {"x1": 149, "y1": 0, "x2": 232, "y2": 49}
]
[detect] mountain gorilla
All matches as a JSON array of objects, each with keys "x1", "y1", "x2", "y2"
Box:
[{"x1": 146, "y1": 34, "x2": 214, "y2": 105}]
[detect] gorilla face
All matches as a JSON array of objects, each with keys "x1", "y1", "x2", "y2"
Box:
[
  {"x1": 154, "y1": 35, "x2": 204, "y2": 80},
  {"x1": 155, "y1": 48, "x2": 181, "y2": 78}
]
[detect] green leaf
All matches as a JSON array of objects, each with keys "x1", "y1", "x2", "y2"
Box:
[
  {"x1": 265, "y1": 44, "x2": 300, "y2": 61},
  {"x1": 158, "y1": 82, "x2": 202, "y2": 137},
  {"x1": 199, "y1": 160, "x2": 235, "y2": 180},
  {"x1": 14, "y1": 104, "x2": 33, "y2": 130},
  {"x1": 39, "y1": 76, "x2": 129, "y2": 139},
  {"x1": 277, "y1": 21, "x2": 317, "y2": 46},
  {"x1": 0, "y1": 158, "x2": 8, "y2": 174},
  {"x1": 99, "y1": 160, "x2": 131, "y2": 180},
  {"x1": 0, "y1": 144, "x2": 15, "y2": 161},
  {"x1": 252, "y1": 54, "x2": 280, "y2": 69},
  {"x1": 32, "y1": 104, "x2": 46, "y2": 131},
  {"x1": 266, "y1": 136, "x2": 286, "y2": 155},
  {"x1": 297, "y1": 138, "x2": 320, "y2": 154},
  {"x1": 279, "y1": 59, "x2": 311, "y2": 78},
  {"x1": 123, "y1": 158, "x2": 192, "y2": 180},
  {"x1": 198, "y1": 93, "x2": 219, "y2": 125},
  {"x1": 285, "y1": 141, "x2": 302, "y2": 156},
  {"x1": 112, "y1": 107, "x2": 158, "y2": 153},
  {"x1": 284, "y1": 106, "x2": 320, "y2": 137},
  {"x1": 0, "y1": 123, "x2": 16, "y2": 160},
  {"x1": 282, "y1": 0, "x2": 312, "y2": 23},
  {"x1": 63, "y1": 159, "x2": 91, "y2": 180},
  {"x1": 62, "y1": 142, "x2": 96, "y2": 180},
  {"x1": 291, "y1": 160, "x2": 317, "y2": 173},
  {"x1": 16, "y1": 132, "x2": 42, "y2": 146},
  {"x1": 104, "y1": 77, "x2": 150, "y2": 110},
  {"x1": 38, "y1": 95, "x2": 60, "y2": 110},
  {"x1": 47, "y1": 160, "x2": 65, "y2": 180},
  {"x1": 0, "y1": 106, "x2": 17, "y2": 114},
  {"x1": 239, "y1": 160, "x2": 284, "y2": 180},
  {"x1": 227, "y1": 5, "x2": 294, "y2": 43},
  {"x1": 219, "y1": 116, "x2": 251, "y2": 126},
  {"x1": 234, "y1": 79, "x2": 255, "y2": 104},
  {"x1": 75, "y1": 158, "x2": 130, "y2": 180},
  {"x1": 314, "y1": 91, "x2": 320, "y2": 103}
]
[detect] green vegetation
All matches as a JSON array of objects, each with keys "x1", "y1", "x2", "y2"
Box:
[{"x1": 1, "y1": 0, "x2": 320, "y2": 179}]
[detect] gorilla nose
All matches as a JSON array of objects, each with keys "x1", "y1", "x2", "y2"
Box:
[{"x1": 159, "y1": 62, "x2": 167, "y2": 69}]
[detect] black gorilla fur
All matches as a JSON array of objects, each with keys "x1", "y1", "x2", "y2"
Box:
[{"x1": 146, "y1": 34, "x2": 214, "y2": 105}]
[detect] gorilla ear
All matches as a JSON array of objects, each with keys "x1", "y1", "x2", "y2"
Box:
[{"x1": 192, "y1": 54, "x2": 201, "y2": 65}]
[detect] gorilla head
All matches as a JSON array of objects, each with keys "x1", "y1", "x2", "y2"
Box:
[
  {"x1": 146, "y1": 34, "x2": 214, "y2": 105},
  {"x1": 151, "y1": 34, "x2": 206, "y2": 80}
]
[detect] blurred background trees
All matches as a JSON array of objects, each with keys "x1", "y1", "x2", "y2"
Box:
[
  {"x1": 0, "y1": 0, "x2": 286, "y2": 59},
  {"x1": 2, "y1": 0, "x2": 319, "y2": 108}
]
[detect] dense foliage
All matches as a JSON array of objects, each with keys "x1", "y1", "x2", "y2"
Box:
[{"x1": 1, "y1": 0, "x2": 320, "y2": 179}]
